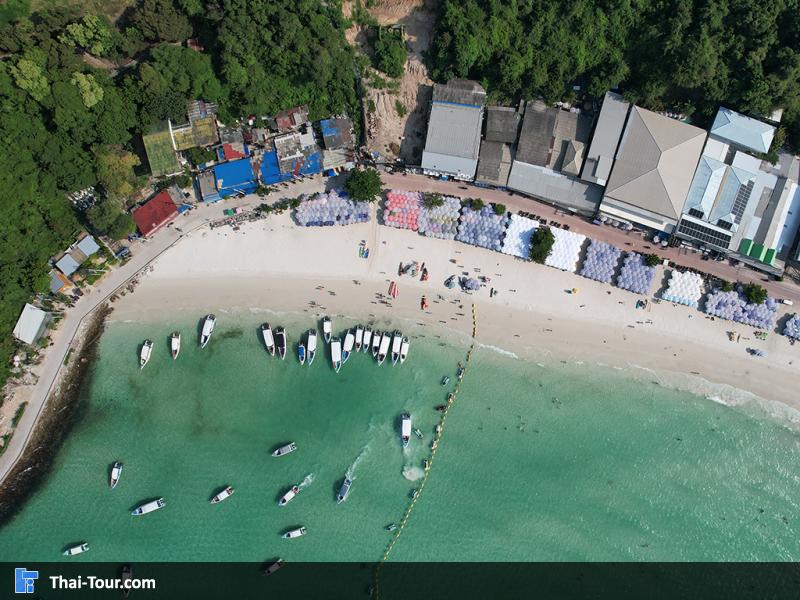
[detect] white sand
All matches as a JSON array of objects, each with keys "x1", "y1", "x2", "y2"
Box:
[{"x1": 110, "y1": 208, "x2": 800, "y2": 416}]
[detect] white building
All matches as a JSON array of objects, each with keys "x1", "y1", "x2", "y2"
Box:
[{"x1": 13, "y1": 303, "x2": 51, "y2": 346}]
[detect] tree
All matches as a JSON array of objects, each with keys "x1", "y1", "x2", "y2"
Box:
[
  {"x1": 529, "y1": 227, "x2": 555, "y2": 263},
  {"x1": 374, "y1": 32, "x2": 406, "y2": 78},
  {"x1": 492, "y1": 203, "x2": 506, "y2": 216},
  {"x1": 95, "y1": 146, "x2": 140, "y2": 199},
  {"x1": 131, "y1": 0, "x2": 192, "y2": 43},
  {"x1": 87, "y1": 198, "x2": 135, "y2": 239},
  {"x1": 60, "y1": 15, "x2": 114, "y2": 56},
  {"x1": 742, "y1": 282, "x2": 768, "y2": 305},
  {"x1": 423, "y1": 192, "x2": 444, "y2": 208},
  {"x1": 344, "y1": 168, "x2": 382, "y2": 202},
  {"x1": 470, "y1": 198, "x2": 484, "y2": 211},
  {"x1": 70, "y1": 73, "x2": 104, "y2": 108},
  {"x1": 720, "y1": 280, "x2": 734, "y2": 292},
  {"x1": 644, "y1": 253, "x2": 660, "y2": 267},
  {"x1": 9, "y1": 57, "x2": 49, "y2": 101}
]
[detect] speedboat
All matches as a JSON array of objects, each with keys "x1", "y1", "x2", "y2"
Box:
[
  {"x1": 363, "y1": 329, "x2": 372, "y2": 353},
  {"x1": 139, "y1": 340, "x2": 153, "y2": 369},
  {"x1": 109, "y1": 461, "x2": 123, "y2": 489},
  {"x1": 63, "y1": 542, "x2": 89, "y2": 556},
  {"x1": 322, "y1": 317, "x2": 332, "y2": 343},
  {"x1": 336, "y1": 478, "x2": 352, "y2": 504},
  {"x1": 298, "y1": 343, "x2": 306, "y2": 365},
  {"x1": 171, "y1": 332, "x2": 181, "y2": 360},
  {"x1": 377, "y1": 332, "x2": 390, "y2": 365},
  {"x1": 271, "y1": 442, "x2": 297, "y2": 457},
  {"x1": 331, "y1": 337, "x2": 342, "y2": 373},
  {"x1": 456, "y1": 363, "x2": 465, "y2": 381},
  {"x1": 399, "y1": 337, "x2": 409, "y2": 364},
  {"x1": 342, "y1": 330, "x2": 355, "y2": 363},
  {"x1": 435, "y1": 404, "x2": 446, "y2": 413},
  {"x1": 354, "y1": 326, "x2": 364, "y2": 352},
  {"x1": 441, "y1": 376, "x2": 450, "y2": 386},
  {"x1": 414, "y1": 428, "x2": 423, "y2": 439},
  {"x1": 390, "y1": 331, "x2": 402, "y2": 366},
  {"x1": 263, "y1": 559, "x2": 284, "y2": 576},
  {"x1": 385, "y1": 523, "x2": 397, "y2": 532},
  {"x1": 371, "y1": 330, "x2": 381, "y2": 357},
  {"x1": 306, "y1": 329, "x2": 317, "y2": 365},
  {"x1": 261, "y1": 323, "x2": 275, "y2": 356},
  {"x1": 278, "y1": 485, "x2": 300, "y2": 506},
  {"x1": 211, "y1": 486, "x2": 235, "y2": 504},
  {"x1": 131, "y1": 497, "x2": 165, "y2": 516},
  {"x1": 275, "y1": 327, "x2": 287, "y2": 360},
  {"x1": 282, "y1": 527, "x2": 306, "y2": 539},
  {"x1": 400, "y1": 412, "x2": 411, "y2": 447},
  {"x1": 200, "y1": 314, "x2": 216, "y2": 348}
]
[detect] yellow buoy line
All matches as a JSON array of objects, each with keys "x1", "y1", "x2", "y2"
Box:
[{"x1": 373, "y1": 303, "x2": 478, "y2": 598}]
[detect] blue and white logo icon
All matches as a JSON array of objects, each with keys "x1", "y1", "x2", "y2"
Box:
[{"x1": 14, "y1": 568, "x2": 38, "y2": 594}]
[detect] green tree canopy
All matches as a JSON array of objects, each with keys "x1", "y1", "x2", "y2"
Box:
[
  {"x1": 131, "y1": 0, "x2": 192, "y2": 43},
  {"x1": 373, "y1": 33, "x2": 406, "y2": 78},
  {"x1": 529, "y1": 227, "x2": 555, "y2": 263},
  {"x1": 742, "y1": 282, "x2": 768, "y2": 305},
  {"x1": 345, "y1": 168, "x2": 382, "y2": 202}
]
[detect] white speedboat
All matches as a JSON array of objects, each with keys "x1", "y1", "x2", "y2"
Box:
[
  {"x1": 342, "y1": 330, "x2": 355, "y2": 363},
  {"x1": 336, "y1": 478, "x2": 352, "y2": 504},
  {"x1": 171, "y1": 332, "x2": 181, "y2": 360},
  {"x1": 109, "y1": 461, "x2": 123, "y2": 489},
  {"x1": 63, "y1": 542, "x2": 89, "y2": 556},
  {"x1": 264, "y1": 559, "x2": 284, "y2": 575},
  {"x1": 278, "y1": 485, "x2": 300, "y2": 506},
  {"x1": 298, "y1": 343, "x2": 306, "y2": 365},
  {"x1": 282, "y1": 527, "x2": 306, "y2": 539},
  {"x1": 211, "y1": 486, "x2": 234, "y2": 504},
  {"x1": 363, "y1": 328, "x2": 372, "y2": 353},
  {"x1": 271, "y1": 442, "x2": 297, "y2": 457},
  {"x1": 377, "y1": 332, "x2": 391, "y2": 365},
  {"x1": 390, "y1": 331, "x2": 402, "y2": 366},
  {"x1": 261, "y1": 323, "x2": 275, "y2": 356},
  {"x1": 331, "y1": 337, "x2": 342, "y2": 373},
  {"x1": 399, "y1": 337, "x2": 410, "y2": 364},
  {"x1": 354, "y1": 326, "x2": 364, "y2": 352},
  {"x1": 306, "y1": 329, "x2": 317, "y2": 365},
  {"x1": 322, "y1": 317, "x2": 332, "y2": 343},
  {"x1": 139, "y1": 340, "x2": 153, "y2": 369},
  {"x1": 371, "y1": 330, "x2": 381, "y2": 357},
  {"x1": 131, "y1": 497, "x2": 165, "y2": 516},
  {"x1": 400, "y1": 412, "x2": 411, "y2": 447},
  {"x1": 200, "y1": 314, "x2": 216, "y2": 348},
  {"x1": 275, "y1": 327, "x2": 287, "y2": 360}
]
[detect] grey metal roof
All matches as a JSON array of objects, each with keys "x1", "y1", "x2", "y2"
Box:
[
  {"x1": 76, "y1": 235, "x2": 100, "y2": 257},
  {"x1": 507, "y1": 161, "x2": 603, "y2": 215},
  {"x1": 581, "y1": 92, "x2": 630, "y2": 185},
  {"x1": 711, "y1": 107, "x2": 775, "y2": 154},
  {"x1": 432, "y1": 79, "x2": 486, "y2": 106},
  {"x1": 13, "y1": 303, "x2": 49, "y2": 345},
  {"x1": 55, "y1": 254, "x2": 81, "y2": 276},
  {"x1": 476, "y1": 141, "x2": 513, "y2": 186},
  {"x1": 515, "y1": 101, "x2": 557, "y2": 167},
  {"x1": 549, "y1": 110, "x2": 591, "y2": 173},
  {"x1": 422, "y1": 101, "x2": 483, "y2": 168},
  {"x1": 421, "y1": 151, "x2": 479, "y2": 179},
  {"x1": 485, "y1": 106, "x2": 521, "y2": 143}
]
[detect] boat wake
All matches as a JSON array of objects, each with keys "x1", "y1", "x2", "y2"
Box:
[
  {"x1": 298, "y1": 473, "x2": 315, "y2": 489},
  {"x1": 402, "y1": 466, "x2": 424, "y2": 482},
  {"x1": 345, "y1": 444, "x2": 369, "y2": 480},
  {"x1": 475, "y1": 342, "x2": 519, "y2": 359}
]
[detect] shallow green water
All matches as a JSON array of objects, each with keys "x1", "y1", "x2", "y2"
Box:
[{"x1": 2, "y1": 314, "x2": 799, "y2": 562}]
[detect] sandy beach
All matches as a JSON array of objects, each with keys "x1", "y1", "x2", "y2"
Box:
[{"x1": 109, "y1": 206, "x2": 800, "y2": 418}]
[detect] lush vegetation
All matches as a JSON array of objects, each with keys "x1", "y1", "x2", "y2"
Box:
[
  {"x1": 492, "y1": 203, "x2": 506, "y2": 216},
  {"x1": 422, "y1": 192, "x2": 444, "y2": 208},
  {"x1": 428, "y1": 0, "x2": 800, "y2": 148},
  {"x1": 373, "y1": 29, "x2": 406, "y2": 78},
  {"x1": 529, "y1": 227, "x2": 556, "y2": 263},
  {"x1": 345, "y1": 168, "x2": 382, "y2": 202},
  {"x1": 644, "y1": 253, "x2": 661, "y2": 267},
  {"x1": 743, "y1": 282, "x2": 768, "y2": 305}
]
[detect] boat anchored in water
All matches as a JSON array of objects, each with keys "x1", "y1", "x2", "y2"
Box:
[
  {"x1": 278, "y1": 485, "x2": 300, "y2": 506},
  {"x1": 261, "y1": 323, "x2": 275, "y2": 356},
  {"x1": 456, "y1": 363, "x2": 465, "y2": 381},
  {"x1": 131, "y1": 497, "x2": 165, "y2": 516},
  {"x1": 390, "y1": 331, "x2": 403, "y2": 366},
  {"x1": 306, "y1": 329, "x2": 317, "y2": 366},
  {"x1": 210, "y1": 486, "x2": 235, "y2": 504},
  {"x1": 109, "y1": 461, "x2": 123, "y2": 489},
  {"x1": 275, "y1": 327, "x2": 287, "y2": 360},
  {"x1": 331, "y1": 337, "x2": 342, "y2": 373},
  {"x1": 298, "y1": 343, "x2": 306, "y2": 365},
  {"x1": 371, "y1": 330, "x2": 381, "y2": 357},
  {"x1": 322, "y1": 317, "x2": 332, "y2": 343},
  {"x1": 342, "y1": 330, "x2": 355, "y2": 363},
  {"x1": 200, "y1": 314, "x2": 216, "y2": 348},
  {"x1": 363, "y1": 328, "x2": 372, "y2": 353},
  {"x1": 377, "y1": 332, "x2": 390, "y2": 365},
  {"x1": 271, "y1": 442, "x2": 297, "y2": 457},
  {"x1": 63, "y1": 542, "x2": 89, "y2": 556},
  {"x1": 263, "y1": 559, "x2": 284, "y2": 576},
  {"x1": 400, "y1": 412, "x2": 411, "y2": 447},
  {"x1": 282, "y1": 527, "x2": 306, "y2": 539},
  {"x1": 336, "y1": 478, "x2": 352, "y2": 504},
  {"x1": 354, "y1": 326, "x2": 364, "y2": 353},
  {"x1": 399, "y1": 337, "x2": 410, "y2": 364},
  {"x1": 171, "y1": 332, "x2": 181, "y2": 360},
  {"x1": 139, "y1": 340, "x2": 153, "y2": 369}
]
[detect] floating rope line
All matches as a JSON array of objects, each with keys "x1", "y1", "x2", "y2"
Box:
[{"x1": 374, "y1": 303, "x2": 478, "y2": 598}]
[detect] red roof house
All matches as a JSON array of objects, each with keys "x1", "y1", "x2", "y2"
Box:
[{"x1": 133, "y1": 191, "x2": 179, "y2": 237}]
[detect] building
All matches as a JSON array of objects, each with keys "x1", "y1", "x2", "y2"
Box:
[
  {"x1": 49, "y1": 270, "x2": 72, "y2": 294},
  {"x1": 475, "y1": 105, "x2": 522, "y2": 187},
  {"x1": 599, "y1": 106, "x2": 706, "y2": 232},
  {"x1": 514, "y1": 100, "x2": 558, "y2": 167},
  {"x1": 197, "y1": 170, "x2": 221, "y2": 203},
  {"x1": 421, "y1": 79, "x2": 486, "y2": 179},
  {"x1": 217, "y1": 127, "x2": 248, "y2": 161},
  {"x1": 132, "y1": 190, "x2": 180, "y2": 237},
  {"x1": 13, "y1": 303, "x2": 51, "y2": 346},
  {"x1": 320, "y1": 116, "x2": 355, "y2": 172},
  {"x1": 259, "y1": 150, "x2": 293, "y2": 186},
  {"x1": 55, "y1": 234, "x2": 101, "y2": 277},
  {"x1": 273, "y1": 128, "x2": 322, "y2": 177},
  {"x1": 212, "y1": 158, "x2": 258, "y2": 198},
  {"x1": 142, "y1": 122, "x2": 182, "y2": 177},
  {"x1": 271, "y1": 105, "x2": 310, "y2": 133},
  {"x1": 549, "y1": 109, "x2": 592, "y2": 175},
  {"x1": 710, "y1": 107, "x2": 775, "y2": 154},
  {"x1": 580, "y1": 92, "x2": 630, "y2": 186}
]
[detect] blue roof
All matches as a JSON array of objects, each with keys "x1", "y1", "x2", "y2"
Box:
[
  {"x1": 711, "y1": 107, "x2": 775, "y2": 154},
  {"x1": 214, "y1": 158, "x2": 257, "y2": 197},
  {"x1": 260, "y1": 150, "x2": 293, "y2": 185},
  {"x1": 320, "y1": 119, "x2": 337, "y2": 138}
]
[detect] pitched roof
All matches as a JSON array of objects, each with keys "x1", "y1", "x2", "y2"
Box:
[
  {"x1": 75, "y1": 234, "x2": 100, "y2": 257},
  {"x1": 55, "y1": 253, "x2": 81, "y2": 276},
  {"x1": 604, "y1": 107, "x2": 706, "y2": 220},
  {"x1": 711, "y1": 107, "x2": 775, "y2": 154},
  {"x1": 485, "y1": 106, "x2": 521, "y2": 143},
  {"x1": 581, "y1": 92, "x2": 630, "y2": 184},
  {"x1": 515, "y1": 101, "x2": 557, "y2": 167},
  {"x1": 13, "y1": 303, "x2": 50, "y2": 345},
  {"x1": 475, "y1": 141, "x2": 513, "y2": 185},
  {"x1": 432, "y1": 79, "x2": 486, "y2": 106},
  {"x1": 133, "y1": 191, "x2": 179, "y2": 237}
]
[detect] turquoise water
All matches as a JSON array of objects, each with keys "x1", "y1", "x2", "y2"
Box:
[{"x1": 1, "y1": 314, "x2": 799, "y2": 562}]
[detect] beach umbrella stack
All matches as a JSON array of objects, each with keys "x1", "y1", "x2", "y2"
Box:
[
  {"x1": 463, "y1": 277, "x2": 481, "y2": 291},
  {"x1": 383, "y1": 190, "x2": 422, "y2": 231},
  {"x1": 579, "y1": 240, "x2": 621, "y2": 283},
  {"x1": 615, "y1": 252, "x2": 656, "y2": 295},
  {"x1": 703, "y1": 290, "x2": 778, "y2": 330},
  {"x1": 544, "y1": 228, "x2": 587, "y2": 272},
  {"x1": 295, "y1": 190, "x2": 370, "y2": 227},
  {"x1": 661, "y1": 271, "x2": 704, "y2": 307},
  {"x1": 456, "y1": 204, "x2": 510, "y2": 251},
  {"x1": 501, "y1": 215, "x2": 539, "y2": 259},
  {"x1": 418, "y1": 195, "x2": 461, "y2": 239},
  {"x1": 783, "y1": 314, "x2": 800, "y2": 340}
]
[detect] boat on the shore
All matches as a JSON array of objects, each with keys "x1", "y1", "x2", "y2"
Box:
[
  {"x1": 390, "y1": 331, "x2": 403, "y2": 366},
  {"x1": 298, "y1": 343, "x2": 306, "y2": 365},
  {"x1": 261, "y1": 323, "x2": 275, "y2": 356},
  {"x1": 109, "y1": 461, "x2": 123, "y2": 489},
  {"x1": 263, "y1": 559, "x2": 284, "y2": 576},
  {"x1": 131, "y1": 497, "x2": 165, "y2": 516},
  {"x1": 139, "y1": 340, "x2": 153, "y2": 369},
  {"x1": 322, "y1": 317, "x2": 332, "y2": 343},
  {"x1": 401, "y1": 412, "x2": 411, "y2": 447},
  {"x1": 210, "y1": 486, "x2": 234, "y2": 504},
  {"x1": 377, "y1": 332, "x2": 390, "y2": 365},
  {"x1": 307, "y1": 329, "x2": 317, "y2": 365},
  {"x1": 170, "y1": 332, "x2": 181, "y2": 360},
  {"x1": 271, "y1": 442, "x2": 297, "y2": 457},
  {"x1": 363, "y1": 328, "x2": 372, "y2": 353},
  {"x1": 331, "y1": 337, "x2": 342, "y2": 373},
  {"x1": 200, "y1": 314, "x2": 216, "y2": 348},
  {"x1": 336, "y1": 478, "x2": 352, "y2": 504},
  {"x1": 399, "y1": 337, "x2": 410, "y2": 364},
  {"x1": 278, "y1": 485, "x2": 300, "y2": 506},
  {"x1": 282, "y1": 527, "x2": 306, "y2": 539},
  {"x1": 275, "y1": 327, "x2": 287, "y2": 360},
  {"x1": 343, "y1": 330, "x2": 355, "y2": 363},
  {"x1": 371, "y1": 330, "x2": 381, "y2": 357},
  {"x1": 63, "y1": 542, "x2": 89, "y2": 556},
  {"x1": 354, "y1": 326, "x2": 364, "y2": 352}
]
